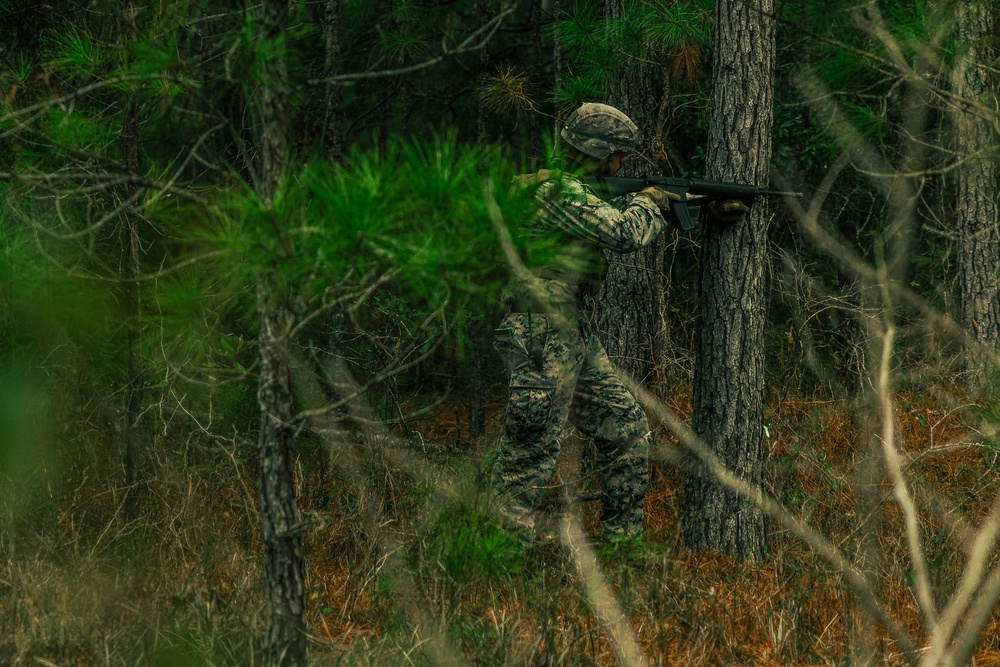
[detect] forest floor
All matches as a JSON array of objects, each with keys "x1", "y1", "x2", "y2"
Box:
[{"x1": 4, "y1": 383, "x2": 1000, "y2": 666}]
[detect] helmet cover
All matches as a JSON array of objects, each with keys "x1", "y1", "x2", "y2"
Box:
[{"x1": 560, "y1": 103, "x2": 638, "y2": 159}]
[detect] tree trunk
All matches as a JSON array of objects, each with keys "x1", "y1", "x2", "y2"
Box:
[
  {"x1": 549, "y1": 0, "x2": 563, "y2": 143},
  {"x1": 323, "y1": 0, "x2": 344, "y2": 163},
  {"x1": 466, "y1": 0, "x2": 495, "y2": 442},
  {"x1": 527, "y1": 0, "x2": 543, "y2": 162},
  {"x1": 476, "y1": 0, "x2": 492, "y2": 146},
  {"x1": 122, "y1": 99, "x2": 146, "y2": 520},
  {"x1": 594, "y1": 0, "x2": 660, "y2": 388},
  {"x1": 953, "y1": 1, "x2": 999, "y2": 388},
  {"x1": 682, "y1": 0, "x2": 774, "y2": 562},
  {"x1": 253, "y1": 1, "x2": 306, "y2": 665},
  {"x1": 257, "y1": 295, "x2": 305, "y2": 667}
]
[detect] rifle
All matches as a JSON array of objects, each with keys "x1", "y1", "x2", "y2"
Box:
[{"x1": 582, "y1": 175, "x2": 803, "y2": 231}]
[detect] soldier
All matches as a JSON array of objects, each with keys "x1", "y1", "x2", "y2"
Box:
[{"x1": 493, "y1": 102, "x2": 745, "y2": 544}]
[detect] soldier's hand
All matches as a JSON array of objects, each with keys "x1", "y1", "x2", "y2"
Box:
[
  {"x1": 706, "y1": 199, "x2": 749, "y2": 223},
  {"x1": 638, "y1": 186, "x2": 681, "y2": 212},
  {"x1": 514, "y1": 169, "x2": 559, "y2": 188}
]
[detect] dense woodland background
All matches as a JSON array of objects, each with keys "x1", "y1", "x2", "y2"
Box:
[{"x1": 3, "y1": 0, "x2": 1000, "y2": 665}]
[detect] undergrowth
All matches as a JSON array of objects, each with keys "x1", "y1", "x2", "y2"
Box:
[{"x1": 4, "y1": 386, "x2": 1000, "y2": 666}]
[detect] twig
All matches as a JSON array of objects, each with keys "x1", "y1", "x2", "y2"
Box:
[
  {"x1": 922, "y1": 492, "x2": 1000, "y2": 666},
  {"x1": 308, "y1": 5, "x2": 516, "y2": 85},
  {"x1": 875, "y1": 326, "x2": 938, "y2": 630},
  {"x1": 293, "y1": 304, "x2": 450, "y2": 423},
  {"x1": 560, "y1": 512, "x2": 648, "y2": 667},
  {"x1": 0, "y1": 74, "x2": 187, "y2": 131},
  {"x1": 0, "y1": 170, "x2": 211, "y2": 206}
]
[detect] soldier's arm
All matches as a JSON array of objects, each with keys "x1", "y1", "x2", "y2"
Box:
[{"x1": 536, "y1": 180, "x2": 667, "y2": 253}]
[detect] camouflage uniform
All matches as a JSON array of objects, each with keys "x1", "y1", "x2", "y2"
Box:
[{"x1": 494, "y1": 154, "x2": 667, "y2": 540}]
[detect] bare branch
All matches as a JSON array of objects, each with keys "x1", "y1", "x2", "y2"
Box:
[
  {"x1": 308, "y1": 5, "x2": 516, "y2": 85},
  {"x1": 923, "y1": 493, "x2": 1000, "y2": 666},
  {"x1": 560, "y1": 512, "x2": 647, "y2": 667},
  {"x1": 0, "y1": 170, "x2": 212, "y2": 206},
  {"x1": 292, "y1": 302, "x2": 451, "y2": 424},
  {"x1": 779, "y1": 9, "x2": 999, "y2": 132},
  {"x1": 0, "y1": 74, "x2": 189, "y2": 137},
  {"x1": 875, "y1": 325, "x2": 938, "y2": 631}
]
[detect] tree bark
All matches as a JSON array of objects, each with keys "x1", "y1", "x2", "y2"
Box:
[
  {"x1": 953, "y1": 2, "x2": 999, "y2": 388},
  {"x1": 257, "y1": 296, "x2": 305, "y2": 667},
  {"x1": 122, "y1": 98, "x2": 146, "y2": 521},
  {"x1": 550, "y1": 0, "x2": 563, "y2": 143},
  {"x1": 467, "y1": 0, "x2": 495, "y2": 441},
  {"x1": 253, "y1": 1, "x2": 306, "y2": 665},
  {"x1": 527, "y1": 0, "x2": 543, "y2": 162},
  {"x1": 476, "y1": 0, "x2": 492, "y2": 146},
  {"x1": 323, "y1": 0, "x2": 344, "y2": 163},
  {"x1": 682, "y1": 0, "x2": 775, "y2": 562},
  {"x1": 594, "y1": 0, "x2": 661, "y2": 388}
]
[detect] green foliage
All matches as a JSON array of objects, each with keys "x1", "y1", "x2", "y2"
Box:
[
  {"x1": 598, "y1": 534, "x2": 658, "y2": 564},
  {"x1": 42, "y1": 105, "x2": 118, "y2": 152},
  {"x1": 634, "y1": 0, "x2": 713, "y2": 55},
  {"x1": 2, "y1": 0, "x2": 556, "y2": 465},
  {"x1": 145, "y1": 617, "x2": 256, "y2": 667},
  {"x1": 0, "y1": 201, "x2": 124, "y2": 513},
  {"x1": 49, "y1": 23, "x2": 104, "y2": 76},
  {"x1": 132, "y1": 131, "x2": 542, "y2": 445},
  {"x1": 551, "y1": 0, "x2": 712, "y2": 107},
  {"x1": 423, "y1": 499, "x2": 526, "y2": 582},
  {"x1": 186, "y1": 132, "x2": 534, "y2": 323},
  {"x1": 781, "y1": 0, "x2": 942, "y2": 157},
  {"x1": 0, "y1": 371, "x2": 58, "y2": 514},
  {"x1": 771, "y1": 104, "x2": 838, "y2": 175},
  {"x1": 4, "y1": 54, "x2": 33, "y2": 84}
]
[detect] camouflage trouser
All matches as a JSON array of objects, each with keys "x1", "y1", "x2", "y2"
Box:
[{"x1": 492, "y1": 312, "x2": 650, "y2": 540}]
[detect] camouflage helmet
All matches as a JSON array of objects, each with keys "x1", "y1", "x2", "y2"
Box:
[{"x1": 560, "y1": 103, "x2": 638, "y2": 159}]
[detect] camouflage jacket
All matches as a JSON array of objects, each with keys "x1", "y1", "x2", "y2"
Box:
[{"x1": 511, "y1": 172, "x2": 667, "y2": 313}]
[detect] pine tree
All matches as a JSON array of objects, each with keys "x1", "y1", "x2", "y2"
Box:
[
  {"x1": 952, "y1": 1, "x2": 999, "y2": 388},
  {"x1": 248, "y1": 1, "x2": 307, "y2": 664},
  {"x1": 594, "y1": 0, "x2": 661, "y2": 389},
  {"x1": 682, "y1": 0, "x2": 775, "y2": 562}
]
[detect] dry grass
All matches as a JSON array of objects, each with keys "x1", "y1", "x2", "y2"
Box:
[{"x1": 3, "y1": 384, "x2": 1000, "y2": 666}]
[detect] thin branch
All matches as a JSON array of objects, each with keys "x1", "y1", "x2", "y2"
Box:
[
  {"x1": 875, "y1": 325, "x2": 938, "y2": 631},
  {"x1": 293, "y1": 303, "x2": 451, "y2": 424},
  {"x1": 29, "y1": 211, "x2": 225, "y2": 284},
  {"x1": 0, "y1": 170, "x2": 212, "y2": 206},
  {"x1": 138, "y1": 121, "x2": 228, "y2": 213},
  {"x1": 308, "y1": 5, "x2": 516, "y2": 85},
  {"x1": 0, "y1": 74, "x2": 187, "y2": 133},
  {"x1": 288, "y1": 268, "x2": 393, "y2": 340},
  {"x1": 923, "y1": 493, "x2": 1000, "y2": 666},
  {"x1": 35, "y1": 189, "x2": 144, "y2": 241},
  {"x1": 778, "y1": 11, "x2": 999, "y2": 132},
  {"x1": 560, "y1": 512, "x2": 647, "y2": 667}
]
